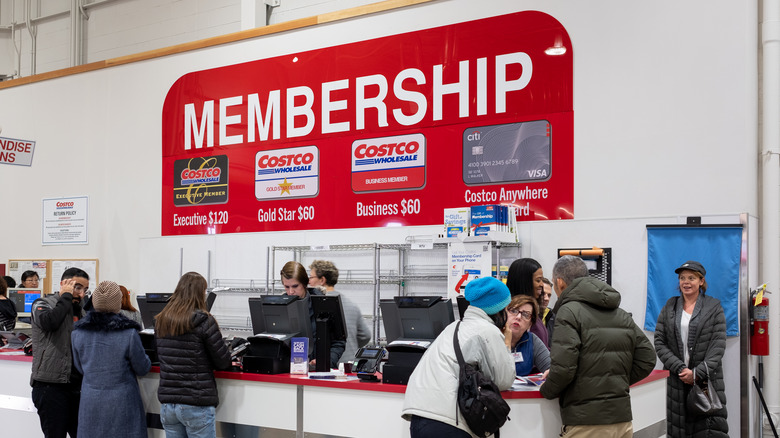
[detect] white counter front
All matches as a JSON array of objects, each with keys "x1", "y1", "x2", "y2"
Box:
[{"x1": 0, "y1": 352, "x2": 668, "y2": 438}]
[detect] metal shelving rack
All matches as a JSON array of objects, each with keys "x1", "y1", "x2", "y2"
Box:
[{"x1": 269, "y1": 239, "x2": 521, "y2": 343}]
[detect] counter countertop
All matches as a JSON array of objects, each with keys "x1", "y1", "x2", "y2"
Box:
[{"x1": 0, "y1": 350, "x2": 668, "y2": 399}]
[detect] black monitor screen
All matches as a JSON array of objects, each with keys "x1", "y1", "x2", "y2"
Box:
[
  {"x1": 393, "y1": 295, "x2": 455, "y2": 341},
  {"x1": 248, "y1": 297, "x2": 266, "y2": 336},
  {"x1": 7, "y1": 289, "x2": 42, "y2": 313},
  {"x1": 310, "y1": 295, "x2": 347, "y2": 342},
  {"x1": 206, "y1": 291, "x2": 217, "y2": 312},
  {"x1": 259, "y1": 294, "x2": 313, "y2": 340},
  {"x1": 137, "y1": 293, "x2": 172, "y2": 330},
  {"x1": 380, "y1": 298, "x2": 402, "y2": 343}
]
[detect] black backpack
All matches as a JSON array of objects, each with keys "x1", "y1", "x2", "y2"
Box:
[{"x1": 453, "y1": 321, "x2": 511, "y2": 437}]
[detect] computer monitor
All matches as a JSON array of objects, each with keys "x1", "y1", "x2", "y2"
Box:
[
  {"x1": 206, "y1": 291, "x2": 217, "y2": 311},
  {"x1": 7, "y1": 288, "x2": 42, "y2": 314},
  {"x1": 136, "y1": 291, "x2": 215, "y2": 330},
  {"x1": 137, "y1": 293, "x2": 172, "y2": 330},
  {"x1": 310, "y1": 294, "x2": 348, "y2": 372},
  {"x1": 248, "y1": 297, "x2": 267, "y2": 336},
  {"x1": 380, "y1": 298, "x2": 402, "y2": 343},
  {"x1": 258, "y1": 294, "x2": 313, "y2": 341},
  {"x1": 393, "y1": 295, "x2": 455, "y2": 341}
]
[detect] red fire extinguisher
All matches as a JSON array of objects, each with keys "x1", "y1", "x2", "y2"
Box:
[{"x1": 750, "y1": 286, "x2": 769, "y2": 356}]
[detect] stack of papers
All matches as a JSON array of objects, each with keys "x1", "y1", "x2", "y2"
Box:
[
  {"x1": 307, "y1": 371, "x2": 359, "y2": 382},
  {"x1": 511, "y1": 373, "x2": 546, "y2": 391}
]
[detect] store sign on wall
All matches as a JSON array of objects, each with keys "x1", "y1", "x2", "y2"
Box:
[
  {"x1": 0, "y1": 136, "x2": 36, "y2": 167},
  {"x1": 161, "y1": 10, "x2": 573, "y2": 235}
]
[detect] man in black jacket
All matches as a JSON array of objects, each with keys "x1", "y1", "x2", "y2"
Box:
[
  {"x1": 30, "y1": 267, "x2": 90, "y2": 438},
  {"x1": 540, "y1": 256, "x2": 655, "y2": 437}
]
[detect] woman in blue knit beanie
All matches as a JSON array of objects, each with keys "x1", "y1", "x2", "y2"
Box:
[{"x1": 402, "y1": 276, "x2": 515, "y2": 437}]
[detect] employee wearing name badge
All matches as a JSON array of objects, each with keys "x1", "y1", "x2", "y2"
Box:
[{"x1": 507, "y1": 295, "x2": 550, "y2": 376}]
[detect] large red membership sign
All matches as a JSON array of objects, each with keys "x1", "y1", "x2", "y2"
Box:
[{"x1": 161, "y1": 10, "x2": 573, "y2": 235}]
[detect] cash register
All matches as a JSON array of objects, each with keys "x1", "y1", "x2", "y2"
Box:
[
  {"x1": 244, "y1": 294, "x2": 313, "y2": 374},
  {"x1": 380, "y1": 296, "x2": 455, "y2": 384}
]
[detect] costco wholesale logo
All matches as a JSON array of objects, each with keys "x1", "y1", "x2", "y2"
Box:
[
  {"x1": 173, "y1": 155, "x2": 229, "y2": 206},
  {"x1": 351, "y1": 133, "x2": 426, "y2": 192},
  {"x1": 255, "y1": 145, "x2": 320, "y2": 200}
]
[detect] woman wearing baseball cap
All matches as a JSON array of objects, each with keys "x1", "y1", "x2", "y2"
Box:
[
  {"x1": 402, "y1": 277, "x2": 515, "y2": 437},
  {"x1": 654, "y1": 261, "x2": 728, "y2": 437}
]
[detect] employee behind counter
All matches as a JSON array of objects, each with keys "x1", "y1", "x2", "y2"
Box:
[{"x1": 280, "y1": 261, "x2": 345, "y2": 368}]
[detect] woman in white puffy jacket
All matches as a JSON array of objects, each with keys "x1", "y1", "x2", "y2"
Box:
[{"x1": 401, "y1": 277, "x2": 515, "y2": 437}]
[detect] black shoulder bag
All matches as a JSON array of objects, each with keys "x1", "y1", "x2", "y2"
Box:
[{"x1": 453, "y1": 321, "x2": 510, "y2": 437}]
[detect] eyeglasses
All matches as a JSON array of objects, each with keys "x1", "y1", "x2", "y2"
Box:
[{"x1": 508, "y1": 308, "x2": 532, "y2": 320}]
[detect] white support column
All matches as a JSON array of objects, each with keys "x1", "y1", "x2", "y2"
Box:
[
  {"x1": 240, "y1": 0, "x2": 271, "y2": 31},
  {"x1": 70, "y1": 0, "x2": 83, "y2": 67},
  {"x1": 761, "y1": 0, "x2": 780, "y2": 417}
]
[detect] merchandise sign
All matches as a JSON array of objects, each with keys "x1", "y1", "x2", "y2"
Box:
[
  {"x1": 0, "y1": 136, "x2": 36, "y2": 167},
  {"x1": 161, "y1": 11, "x2": 573, "y2": 235}
]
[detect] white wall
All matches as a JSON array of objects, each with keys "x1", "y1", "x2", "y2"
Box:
[
  {"x1": 0, "y1": 0, "x2": 388, "y2": 78},
  {"x1": 0, "y1": 0, "x2": 758, "y2": 296},
  {"x1": 0, "y1": 0, "x2": 760, "y2": 434}
]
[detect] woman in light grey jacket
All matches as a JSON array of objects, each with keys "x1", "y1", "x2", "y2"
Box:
[{"x1": 401, "y1": 277, "x2": 515, "y2": 437}]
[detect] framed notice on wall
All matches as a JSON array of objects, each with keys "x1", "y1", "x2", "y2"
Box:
[{"x1": 42, "y1": 196, "x2": 89, "y2": 245}]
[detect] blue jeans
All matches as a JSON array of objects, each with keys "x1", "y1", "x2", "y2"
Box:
[{"x1": 160, "y1": 403, "x2": 216, "y2": 438}]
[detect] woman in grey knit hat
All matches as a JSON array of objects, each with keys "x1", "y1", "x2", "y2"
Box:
[{"x1": 71, "y1": 280, "x2": 151, "y2": 438}]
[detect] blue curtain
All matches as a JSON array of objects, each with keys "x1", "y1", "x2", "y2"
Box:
[{"x1": 645, "y1": 226, "x2": 741, "y2": 336}]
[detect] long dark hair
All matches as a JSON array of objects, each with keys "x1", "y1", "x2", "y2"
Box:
[
  {"x1": 506, "y1": 258, "x2": 542, "y2": 297},
  {"x1": 155, "y1": 272, "x2": 208, "y2": 338}
]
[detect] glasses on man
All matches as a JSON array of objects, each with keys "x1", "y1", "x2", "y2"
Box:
[
  {"x1": 508, "y1": 308, "x2": 532, "y2": 321},
  {"x1": 24, "y1": 278, "x2": 40, "y2": 285}
]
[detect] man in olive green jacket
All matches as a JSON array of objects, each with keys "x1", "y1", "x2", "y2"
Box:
[{"x1": 540, "y1": 256, "x2": 656, "y2": 438}]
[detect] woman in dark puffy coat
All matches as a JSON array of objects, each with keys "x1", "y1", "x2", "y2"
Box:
[
  {"x1": 155, "y1": 272, "x2": 231, "y2": 438},
  {"x1": 654, "y1": 261, "x2": 728, "y2": 437}
]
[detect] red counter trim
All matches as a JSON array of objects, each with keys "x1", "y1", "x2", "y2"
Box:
[
  {"x1": 3, "y1": 355, "x2": 667, "y2": 399},
  {"x1": 0, "y1": 352, "x2": 32, "y2": 362},
  {"x1": 180, "y1": 365, "x2": 669, "y2": 398}
]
